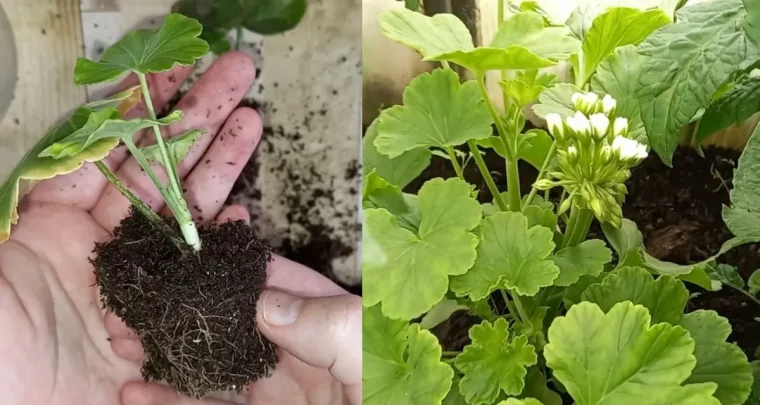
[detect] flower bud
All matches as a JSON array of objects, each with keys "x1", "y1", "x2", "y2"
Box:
[
  {"x1": 545, "y1": 113, "x2": 565, "y2": 142},
  {"x1": 602, "y1": 94, "x2": 617, "y2": 116},
  {"x1": 566, "y1": 111, "x2": 591, "y2": 139},
  {"x1": 613, "y1": 117, "x2": 629, "y2": 137},
  {"x1": 589, "y1": 113, "x2": 610, "y2": 141},
  {"x1": 589, "y1": 197, "x2": 605, "y2": 219},
  {"x1": 600, "y1": 144, "x2": 613, "y2": 164},
  {"x1": 612, "y1": 136, "x2": 647, "y2": 162},
  {"x1": 558, "y1": 197, "x2": 572, "y2": 215},
  {"x1": 565, "y1": 145, "x2": 578, "y2": 164},
  {"x1": 572, "y1": 92, "x2": 599, "y2": 114},
  {"x1": 534, "y1": 178, "x2": 555, "y2": 190}
]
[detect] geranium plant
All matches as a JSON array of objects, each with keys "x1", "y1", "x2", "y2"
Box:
[{"x1": 362, "y1": 1, "x2": 760, "y2": 404}]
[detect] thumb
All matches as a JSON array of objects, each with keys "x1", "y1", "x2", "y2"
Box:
[{"x1": 256, "y1": 290, "x2": 362, "y2": 386}]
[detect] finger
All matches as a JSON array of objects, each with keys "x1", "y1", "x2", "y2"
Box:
[
  {"x1": 215, "y1": 204, "x2": 250, "y2": 225},
  {"x1": 266, "y1": 255, "x2": 347, "y2": 297},
  {"x1": 121, "y1": 382, "x2": 236, "y2": 405},
  {"x1": 91, "y1": 52, "x2": 256, "y2": 231},
  {"x1": 104, "y1": 312, "x2": 138, "y2": 339},
  {"x1": 28, "y1": 67, "x2": 193, "y2": 210},
  {"x1": 111, "y1": 338, "x2": 145, "y2": 362},
  {"x1": 256, "y1": 291, "x2": 362, "y2": 396},
  {"x1": 165, "y1": 107, "x2": 262, "y2": 221}
]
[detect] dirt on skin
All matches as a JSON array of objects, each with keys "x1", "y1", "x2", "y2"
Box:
[
  {"x1": 422, "y1": 145, "x2": 759, "y2": 357},
  {"x1": 92, "y1": 208, "x2": 277, "y2": 397}
]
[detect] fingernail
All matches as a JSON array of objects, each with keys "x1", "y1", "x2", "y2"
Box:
[{"x1": 260, "y1": 290, "x2": 303, "y2": 326}]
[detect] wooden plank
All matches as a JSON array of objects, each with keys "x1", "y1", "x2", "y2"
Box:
[{"x1": 0, "y1": 0, "x2": 86, "y2": 180}]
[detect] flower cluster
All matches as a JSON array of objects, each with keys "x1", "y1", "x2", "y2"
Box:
[{"x1": 534, "y1": 92, "x2": 648, "y2": 227}]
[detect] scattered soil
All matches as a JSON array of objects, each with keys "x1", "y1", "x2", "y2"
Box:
[
  {"x1": 92, "y1": 208, "x2": 277, "y2": 397},
  {"x1": 419, "y1": 143, "x2": 760, "y2": 357}
]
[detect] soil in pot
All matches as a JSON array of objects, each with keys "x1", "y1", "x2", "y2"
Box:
[
  {"x1": 92, "y1": 208, "x2": 278, "y2": 397},
  {"x1": 419, "y1": 146, "x2": 760, "y2": 357}
]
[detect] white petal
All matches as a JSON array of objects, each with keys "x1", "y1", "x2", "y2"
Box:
[
  {"x1": 566, "y1": 111, "x2": 591, "y2": 135},
  {"x1": 589, "y1": 113, "x2": 609, "y2": 138},
  {"x1": 602, "y1": 95, "x2": 616, "y2": 114},
  {"x1": 613, "y1": 117, "x2": 629, "y2": 136}
]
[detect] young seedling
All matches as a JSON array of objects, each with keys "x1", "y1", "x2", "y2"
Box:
[
  {"x1": 171, "y1": 0, "x2": 308, "y2": 54},
  {"x1": 362, "y1": 2, "x2": 760, "y2": 404}
]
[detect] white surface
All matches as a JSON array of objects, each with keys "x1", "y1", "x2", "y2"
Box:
[
  {"x1": 81, "y1": 0, "x2": 362, "y2": 285},
  {"x1": 0, "y1": 2, "x2": 16, "y2": 123}
]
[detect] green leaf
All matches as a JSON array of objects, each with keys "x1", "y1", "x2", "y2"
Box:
[
  {"x1": 545, "y1": 301, "x2": 719, "y2": 405},
  {"x1": 443, "y1": 377, "x2": 468, "y2": 405},
  {"x1": 378, "y1": 9, "x2": 474, "y2": 60},
  {"x1": 363, "y1": 178, "x2": 482, "y2": 320},
  {"x1": 581, "y1": 266, "x2": 688, "y2": 324},
  {"x1": 0, "y1": 108, "x2": 121, "y2": 242},
  {"x1": 450, "y1": 211, "x2": 558, "y2": 300},
  {"x1": 563, "y1": 274, "x2": 607, "y2": 308},
  {"x1": 520, "y1": 368, "x2": 562, "y2": 405},
  {"x1": 490, "y1": 11, "x2": 581, "y2": 62},
  {"x1": 363, "y1": 118, "x2": 430, "y2": 189},
  {"x1": 680, "y1": 310, "x2": 753, "y2": 405},
  {"x1": 724, "y1": 122, "x2": 760, "y2": 241},
  {"x1": 500, "y1": 70, "x2": 557, "y2": 107},
  {"x1": 454, "y1": 318, "x2": 537, "y2": 404},
  {"x1": 74, "y1": 13, "x2": 209, "y2": 84},
  {"x1": 621, "y1": 248, "x2": 719, "y2": 291},
  {"x1": 403, "y1": 0, "x2": 421, "y2": 11},
  {"x1": 591, "y1": 45, "x2": 648, "y2": 144},
  {"x1": 40, "y1": 111, "x2": 184, "y2": 158},
  {"x1": 601, "y1": 218, "x2": 643, "y2": 257},
  {"x1": 518, "y1": 129, "x2": 553, "y2": 169},
  {"x1": 532, "y1": 83, "x2": 582, "y2": 119},
  {"x1": 362, "y1": 171, "x2": 420, "y2": 232},
  {"x1": 243, "y1": 0, "x2": 307, "y2": 35},
  {"x1": 711, "y1": 263, "x2": 745, "y2": 289},
  {"x1": 581, "y1": 7, "x2": 670, "y2": 86},
  {"x1": 634, "y1": 0, "x2": 755, "y2": 165},
  {"x1": 141, "y1": 128, "x2": 203, "y2": 164},
  {"x1": 375, "y1": 69, "x2": 493, "y2": 158},
  {"x1": 745, "y1": 0, "x2": 760, "y2": 45},
  {"x1": 523, "y1": 203, "x2": 557, "y2": 231},
  {"x1": 551, "y1": 239, "x2": 612, "y2": 286},
  {"x1": 363, "y1": 305, "x2": 454, "y2": 405},
  {"x1": 420, "y1": 299, "x2": 469, "y2": 330},
  {"x1": 497, "y1": 399, "x2": 544, "y2": 405},
  {"x1": 84, "y1": 85, "x2": 142, "y2": 111},
  {"x1": 438, "y1": 47, "x2": 557, "y2": 74},
  {"x1": 696, "y1": 73, "x2": 760, "y2": 149},
  {"x1": 749, "y1": 269, "x2": 760, "y2": 294},
  {"x1": 201, "y1": 28, "x2": 232, "y2": 55}
]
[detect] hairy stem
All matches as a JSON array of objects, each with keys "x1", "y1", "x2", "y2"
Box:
[
  {"x1": 235, "y1": 26, "x2": 243, "y2": 50},
  {"x1": 562, "y1": 206, "x2": 593, "y2": 249},
  {"x1": 137, "y1": 73, "x2": 201, "y2": 251},
  {"x1": 446, "y1": 146, "x2": 465, "y2": 180},
  {"x1": 525, "y1": 142, "x2": 557, "y2": 207},
  {"x1": 509, "y1": 290, "x2": 531, "y2": 324},
  {"x1": 95, "y1": 161, "x2": 161, "y2": 224},
  {"x1": 467, "y1": 140, "x2": 507, "y2": 211},
  {"x1": 477, "y1": 73, "x2": 521, "y2": 211},
  {"x1": 725, "y1": 284, "x2": 760, "y2": 307}
]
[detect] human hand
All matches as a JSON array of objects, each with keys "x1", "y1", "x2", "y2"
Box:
[{"x1": 0, "y1": 51, "x2": 294, "y2": 405}]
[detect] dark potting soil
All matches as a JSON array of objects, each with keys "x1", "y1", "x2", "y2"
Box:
[
  {"x1": 423, "y1": 146, "x2": 760, "y2": 357},
  {"x1": 92, "y1": 208, "x2": 278, "y2": 397}
]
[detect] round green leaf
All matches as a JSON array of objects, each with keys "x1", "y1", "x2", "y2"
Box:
[
  {"x1": 450, "y1": 211, "x2": 558, "y2": 300},
  {"x1": 454, "y1": 318, "x2": 537, "y2": 405},
  {"x1": 680, "y1": 310, "x2": 753, "y2": 405},
  {"x1": 363, "y1": 119, "x2": 431, "y2": 189},
  {"x1": 551, "y1": 239, "x2": 611, "y2": 287},
  {"x1": 545, "y1": 301, "x2": 719, "y2": 405},
  {"x1": 243, "y1": 0, "x2": 307, "y2": 35},
  {"x1": 363, "y1": 178, "x2": 482, "y2": 320}
]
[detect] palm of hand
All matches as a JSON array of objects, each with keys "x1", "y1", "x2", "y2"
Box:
[{"x1": 0, "y1": 53, "x2": 346, "y2": 405}]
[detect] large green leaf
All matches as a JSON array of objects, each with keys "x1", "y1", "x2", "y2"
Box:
[
  {"x1": 362, "y1": 171, "x2": 420, "y2": 232},
  {"x1": 545, "y1": 301, "x2": 720, "y2": 405},
  {"x1": 141, "y1": 129, "x2": 203, "y2": 164},
  {"x1": 0, "y1": 108, "x2": 121, "y2": 242},
  {"x1": 490, "y1": 11, "x2": 580, "y2": 61},
  {"x1": 697, "y1": 73, "x2": 760, "y2": 150},
  {"x1": 600, "y1": 218, "x2": 643, "y2": 257},
  {"x1": 552, "y1": 239, "x2": 611, "y2": 287},
  {"x1": 591, "y1": 45, "x2": 648, "y2": 143},
  {"x1": 40, "y1": 111, "x2": 184, "y2": 158},
  {"x1": 363, "y1": 305, "x2": 453, "y2": 405},
  {"x1": 745, "y1": 0, "x2": 760, "y2": 44},
  {"x1": 680, "y1": 310, "x2": 753, "y2": 405},
  {"x1": 437, "y1": 47, "x2": 557, "y2": 74},
  {"x1": 500, "y1": 69, "x2": 557, "y2": 108},
  {"x1": 450, "y1": 211, "x2": 558, "y2": 300},
  {"x1": 378, "y1": 9, "x2": 474, "y2": 60},
  {"x1": 497, "y1": 399, "x2": 543, "y2": 405},
  {"x1": 242, "y1": 0, "x2": 307, "y2": 35},
  {"x1": 724, "y1": 122, "x2": 760, "y2": 241},
  {"x1": 581, "y1": 7, "x2": 670, "y2": 86},
  {"x1": 375, "y1": 69, "x2": 493, "y2": 158},
  {"x1": 363, "y1": 178, "x2": 482, "y2": 320},
  {"x1": 531, "y1": 83, "x2": 582, "y2": 119},
  {"x1": 420, "y1": 299, "x2": 469, "y2": 330},
  {"x1": 363, "y1": 119, "x2": 430, "y2": 189},
  {"x1": 74, "y1": 13, "x2": 209, "y2": 84},
  {"x1": 454, "y1": 318, "x2": 537, "y2": 404},
  {"x1": 581, "y1": 266, "x2": 688, "y2": 324},
  {"x1": 521, "y1": 368, "x2": 562, "y2": 405},
  {"x1": 634, "y1": 0, "x2": 756, "y2": 165}
]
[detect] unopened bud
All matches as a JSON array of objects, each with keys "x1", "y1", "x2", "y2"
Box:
[
  {"x1": 572, "y1": 92, "x2": 599, "y2": 114},
  {"x1": 589, "y1": 197, "x2": 604, "y2": 219},
  {"x1": 589, "y1": 113, "x2": 610, "y2": 141},
  {"x1": 558, "y1": 197, "x2": 572, "y2": 215},
  {"x1": 534, "y1": 179, "x2": 555, "y2": 190},
  {"x1": 602, "y1": 94, "x2": 617, "y2": 116},
  {"x1": 613, "y1": 117, "x2": 629, "y2": 137},
  {"x1": 612, "y1": 136, "x2": 647, "y2": 162},
  {"x1": 545, "y1": 113, "x2": 565, "y2": 142},
  {"x1": 566, "y1": 111, "x2": 591, "y2": 139}
]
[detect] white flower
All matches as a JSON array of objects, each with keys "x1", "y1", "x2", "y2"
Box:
[
  {"x1": 602, "y1": 94, "x2": 616, "y2": 114},
  {"x1": 612, "y1": 136, "x2": 647, "y2": 160},
  {"x1": 572, "y1": 92, "x2": 599, "y2": 113},
  {"x1": 565, "y1": 111, "x2": 591, "y2": 137},
  {"x1": 545, "y1": 113, "x2": 565, "y2": 140},
  {"x1": 613, "y1": 117, "x2": 629, "y2": 137},
  {"x1": 589, "y1": 113, "x2": 610, "y2": 140}
]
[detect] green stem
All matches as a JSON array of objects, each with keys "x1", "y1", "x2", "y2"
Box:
[
  {"x1": 442, "y1": 351, "x2": 461, "y2": 358},
  {"x1": 726, "y1": 284, "x2": 760, "y2": 307},
  {"x1": 477, "y1": 73, "x2": 521, "y2": 211},
  {"x1": 137, "y1": 73, "x2": 201, "y2": 251},
  {"x1": 510, "y1": 290, "x2": 531, "y2": 324},
  {"x1": 562, "y1": 206, "x2": 593, "y2": 249},
  {"x1": 498, "y1": 0, "x2": 509, "y2": 110},
  {"x1": 440, "y1": 60, "x2": 451, "y2": 70},
  {"x1": 235, "y1": 26, "x2": 243, "y2": 50},
  {"x1": 467, "y1": 140, "x2": 507, "y2": 211},
  {"x1": 525, "y1": 143, "x2": 557, "y2": 207},
  {"x1": 95, "y1": 161, "x2": 161, "y2": 224},
  {"x1": 446, "y1": 146, "x2": 465, "y2": 180}
]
